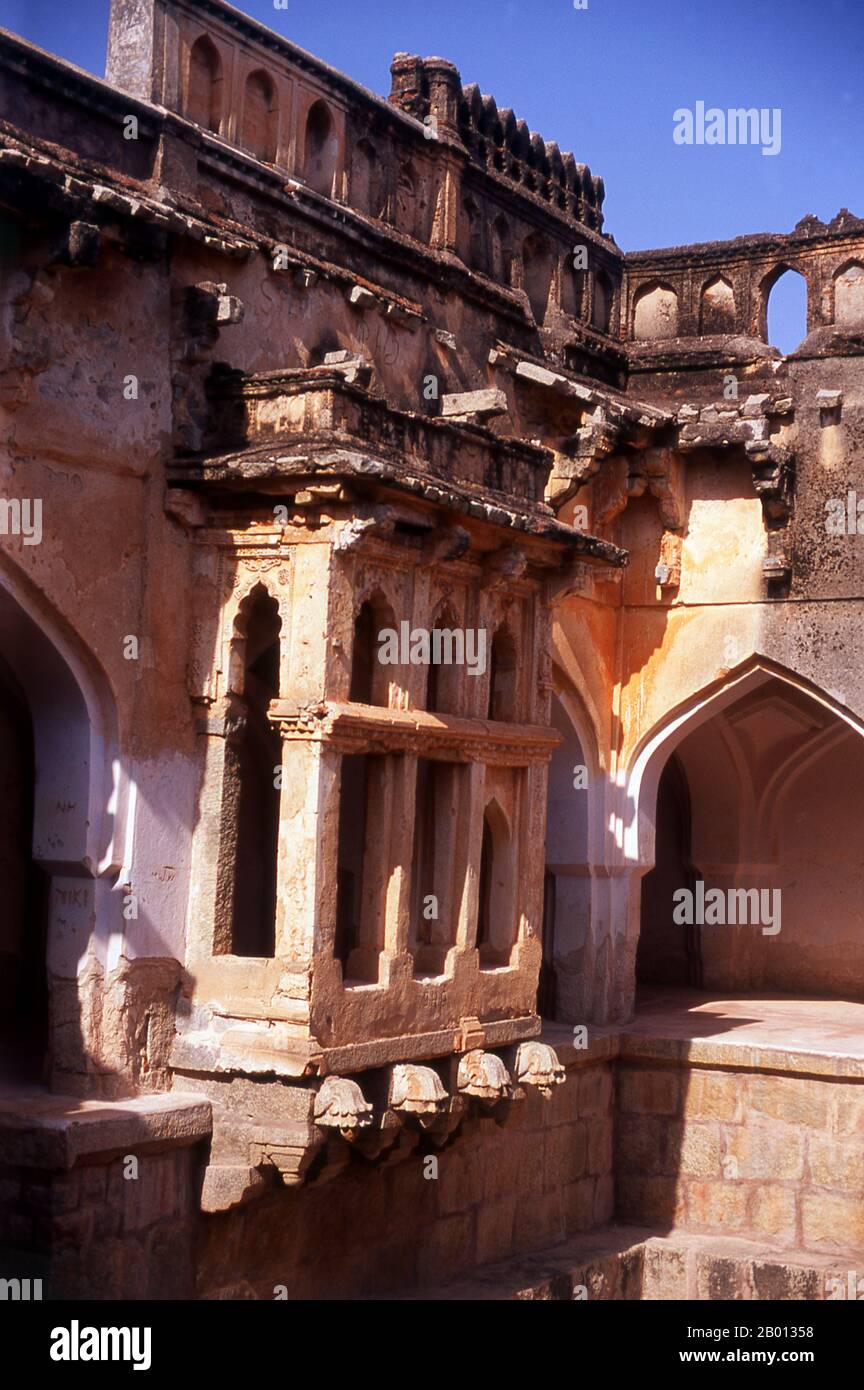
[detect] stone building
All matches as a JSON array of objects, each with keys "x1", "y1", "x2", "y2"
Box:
[{"x1": 0, "y1": 0, "x2": 862, "y2": 1301}]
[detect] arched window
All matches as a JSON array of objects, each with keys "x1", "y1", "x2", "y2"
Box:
[
  {"x1": 490, "y1": 214, "x2": 512, "y2": 284},
  {"x1": 349, "y1": 594, "x2": 395, "y2": 707},
  {"x1": 187, "y1": 35, "x2": 222, "y2": 134},
  {"x1": 304, "y1": 99, "x2": 337, "y2": 196},
  {"x1": 395, "y1": 160, "x2": 418, "y2": 236},
  {"x1": 476, "y1": 798, "x2": 514, "y2": 966},
  {"x1": 242, "y1": 69, "x2": 278, "y2": 163},
  {"x1": 334, "y1": 753, "x2": 391, "y2": 983},
  {"x1": 426, "y1": 603, "x2": 461, "y2": 715},
  {"x1": 462, "y1": 197, "x2": 484, "y2": 271},
  {"x1": 221, "y1": 586, "x2": 282, "y2": 957},
  {"x1": 764, "y1": 267, "x2": 808, "y2": 353},
  {"x1": 592, "y1": 269, "x2": 614, "y2": 333},
  {"x1": 350, "y1": 138, "x2": 382, "y2": 217},
  {"x1": 522, "y1": 233, "x2": 553, "y2": 323},
  {"x1": 409, "y1": 759, "x2": 467, "y2": 977},
  {"x1": 487, "y1": 625, "x2": 518, "y2": 722}
]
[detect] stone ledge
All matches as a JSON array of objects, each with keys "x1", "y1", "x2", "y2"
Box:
[
  {"x1": 390, "y1": 1224, "x2": 864, "y2": 1301},
  {"x1": 0, "y1": 1088, "x2": 212, "y2": 1170}
]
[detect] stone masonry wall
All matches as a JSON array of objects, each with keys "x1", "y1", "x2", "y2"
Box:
[
  {"x1": 616, "y1": 1062, "x2": 864, "y2": 1256},
  {"x1": 0, "y1": 1146, "x2": 203, "y2": 1300},
  {"x1": 195, "y1": 1054, "x2": 614, "y2": 1299}
]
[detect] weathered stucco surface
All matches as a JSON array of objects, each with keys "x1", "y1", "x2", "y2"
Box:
[{"x1": 0, "y1": 0, "x2": 861, "y2": 1300}]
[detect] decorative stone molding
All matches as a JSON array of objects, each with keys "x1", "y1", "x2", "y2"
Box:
[
  {"x1": 511, "y1": 1040, "x2": 566, "y2": 1096},
  {"x1": 456, "y1": 1049, "x2": 511, "y2": 1104},
  {"x1": 314, "y1": 1075, "x2": 374, "y2": 1135},
  {"x1": 388, "y1": 1063, "x2": 449, "y2": 1122}
]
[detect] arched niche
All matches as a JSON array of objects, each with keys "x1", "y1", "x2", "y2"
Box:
[
  {"x1": 699, "y1": 275, "x2": 736, "y2": 334},
  {"x1": 350, "y1": 138, "x2": 383, "y2": 217},
  {"x1": 186, "y1": 35, "x2": 223, "y2": 135},
  {"x1": 541, "y1": 693, "x2": 592, "y2": 1019},
  {"x1": 633, "y1": 282, "x2": 679, "y2": 340},
  {"x1": 522, "y1": 232, "x2": 554, "y2": 324},
  {"x1": 834, "y1": 261, "x2": 864, "y2": 328},
  {"x1": 242, "y1": 69, "x2": 278, "y2": 163},
  {"x1": 350, "y1": 591, "x2": 395, "y2": 708},
  {"x1": 426, "y1": 602, "x2": 461, "y2": 716},
  {"x1": 490, "y1": 214, "x2": 513, "y2": 284},
  {"x1": 592, "y1": 269, "x2": 614, "y2": 333},
  {"x1": 477, "y1": 796, "x2": 515, "y2": 967},
  {"x1": 303, "y1": 98, "x2": 338, "y2": 197},
  {"x1": 218, "y1": 584, "x2": 282, "y2": 958}
]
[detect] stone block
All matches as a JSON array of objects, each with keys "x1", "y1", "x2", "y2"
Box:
[
  {"x1": 685, "y1": 1179, "x2": 748, "y2": 1229},
  {"x1": 587, "y1": 1117, "x2": 613, "y2": 1176},
  {"x1": 415, "y1": 1213, "x2": 474, "y2": 1286},
  {"x1": 578, "y1": 1066, "x2": 613, "y2": 1118},
  {"x1": 683, "y1": 1069, "x2": 741, "y2": 1122},
  {"x1": 751, "y1": 1184, "x2": 797, "y2": 1239},
  {"x1": 616, "y1": 1176, "x2": 682, "y2": 1225},
  {"x1": 616, "y1": 1115, "x2": 666, "y2": 1173},
  {"x1": 808, "y1": 1135, "x2": 864, "y2": 1192},
  {"x1": 618, "y1": 1066, "x2": 680, "y2": 1116},
  {"x1": 752, "y1": 1261, "x2": 824, "y2": 1300},
  {"x1": 747, "y1": 1074, "x2": 829, "y2": 1129},
  {"x1": 641, "y1": 1241, "x2": 688, "y2": 1300},
  {"x1": 440, "y1": 388, "x2": 508, "y2": 419},
  {"x1": 726, "y1": 1126, "x2": 805, "y2": 1181},
  {"x1": 801, "y1": 1192, "x2": 864, "y2": 1249},
  {"x1": 562, "y1": 1176, "x2": 596, "y2": 1232},
  {"x1": 475, "y1": 1196, "x2": 517, "y2": 1265},
  {"x1": 544, "y1": 1121, "x2": 587, "y2": 1189},
  {"x1": 695, "y1": 1253, "x2": 751, "y2": 1300},
  {"x1": 833, "y1": 1085, "x2": 864, "y2": 1137},
  {"x1": 513, "y1": 1187, "x2": 565, "y2": 1253}
]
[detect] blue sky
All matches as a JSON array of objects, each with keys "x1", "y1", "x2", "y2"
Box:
[{"x1": 4, "y1": 0, "x2": 861, "y2": 351}]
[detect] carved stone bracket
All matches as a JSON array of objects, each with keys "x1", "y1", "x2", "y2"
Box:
[
  {"x1": 313, "y1": 1075, "x2": 374, "y2": 1135},
  {"x1": 456, "y1": 1049, "x2": 512, "y2": 1105},
  {"x1": 509, "y1": 1041, "x2": 566, "y2": 1097},
  {"x1": 745, "y1": 440, "x2": 795, "y2": 527}
]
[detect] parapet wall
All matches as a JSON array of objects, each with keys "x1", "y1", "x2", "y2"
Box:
[{"x1": 624, "y1": 212, "x2": 864, "y2": 351}]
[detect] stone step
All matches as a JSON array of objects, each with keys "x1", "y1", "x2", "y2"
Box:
[{"x1": 389, "y1": 1224, "x2": 864, "y2": 1301}]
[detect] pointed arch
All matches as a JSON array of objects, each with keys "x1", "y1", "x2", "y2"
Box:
[
  {"x1": 477, "y1": 795, "x2": 514, "y2": 965},
  {"x1": 303, "y1": 98, "x2": 338, "y2": 196},
  {"x1": 699, "y1": 274, "x2": 736, "y2": 334},
  {"x1": 621, "y1": 656, "x2": 864, "y2": 870},
  {"x1": 187, "y1": 34, "x2": 223, "y2": 134},
  {"x1": 241, "y1": 69, "x2": 278, "y2": 163}
]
